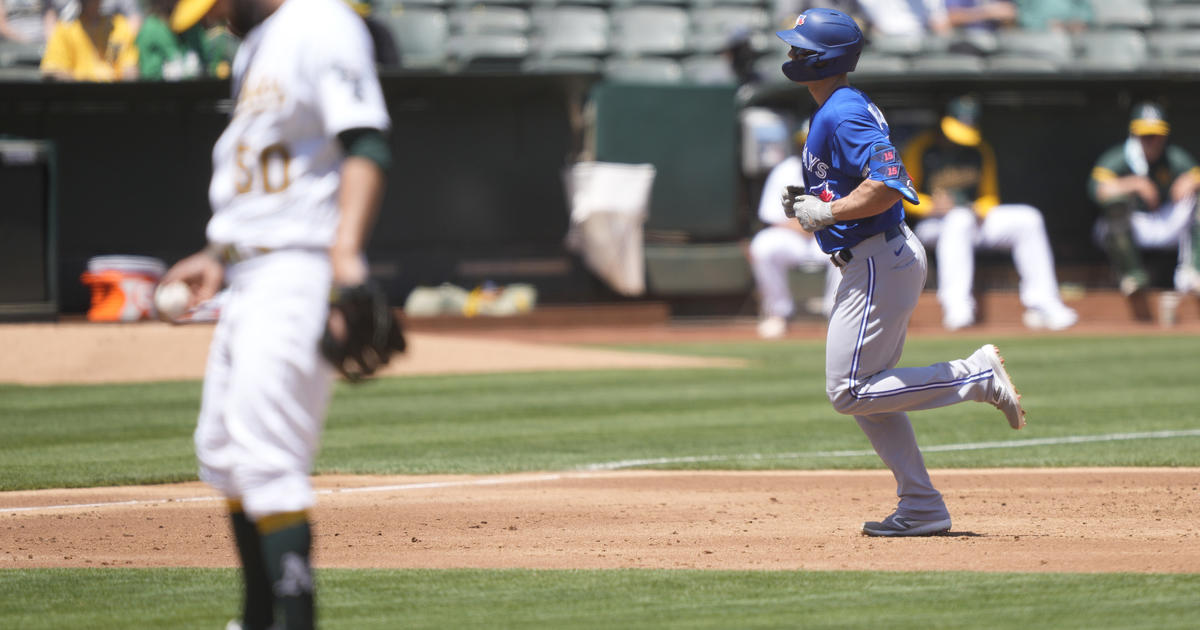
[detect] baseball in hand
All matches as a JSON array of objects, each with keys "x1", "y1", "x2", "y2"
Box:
[{"x1": 154, "y1": 281, "x2": 191, "y2": 321}]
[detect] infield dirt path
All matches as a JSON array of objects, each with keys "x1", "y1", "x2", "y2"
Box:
[
  {"x1": 3, "y1": 468, "x2": 1198, "y2": 573},
  {"x1": 2, "y1": 321, "x2": 1198, "y2": 574}
]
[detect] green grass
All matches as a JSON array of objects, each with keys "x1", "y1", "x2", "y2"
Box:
[
  {"x1": 3, "y1": 334, "x2": 1200, "y2": 490},
  {"x1": 3, "y1": 333, "x2": 1199, "y2": 627},
  {"x1": 1, "y1": 568, "x2": 1197, "y2": 629}
]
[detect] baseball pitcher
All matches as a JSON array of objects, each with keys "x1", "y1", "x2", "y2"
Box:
[{"x1": 160, "y1": 0, "x2": 400, "y2": 627}]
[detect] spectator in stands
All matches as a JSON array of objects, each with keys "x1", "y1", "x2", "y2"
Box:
[
  {"x1": 40, "y1": 0, "x2": 137, "y2": 81},
  {"x1": 902, "y1": 95, "x2": 1078, "y2": 331},
  {"x1": 345, "y1": 0, "x2": 400, "y2": 67},
  {"x1": 855, "y1": 0, "x2": 951, "y2": 37},
  {"x1": 773, "y1": 1, "x2": 866, "y2": 32},
  {"x1": 1088, "y1": 102, "x2": 1200, "y2": 314},
  {"x1": 944, "y1": 0, "x2": 1017, "y2": 33},
  {"x1": 137, "y1": 0, "x2": 215, "y2": 80},
  {"x1": 169, "y1": 0, "x2": 234, "y2": 79},
  {"x1": 1012, "y1": 0, "x2": 1090, "y2": 33},
  {"x1": 0, "y1": 0, "x2": 58, "y2": 45},
  {"x1": 750, "y1": 119, "x2": 839, "y2": 338},
  {"x1": 723, "y1": 26, "x2": 760, "y2": 89},
  {"x1": 101, "y1": 0, "x2": 140, "y2": 32}
]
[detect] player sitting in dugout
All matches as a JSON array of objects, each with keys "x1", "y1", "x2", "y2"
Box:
[
  {"x1": 901, "y1": 95, "x2": 1078, "y2": 331},
  {"x1": 1088, "y1": 102, "x2": 1200, "y2": 306}
]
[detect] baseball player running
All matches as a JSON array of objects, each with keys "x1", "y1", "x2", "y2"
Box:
[
  {"x1": 159, "y1": 0, "x2": 394, "y2": 627},
  {"x1": 776, "y1": 9, "x2": 1025, "y2": 537}
]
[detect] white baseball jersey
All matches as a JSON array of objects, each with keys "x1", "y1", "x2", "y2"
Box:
[
  {"x1": 206, "y1": 0, "x2": 390, "y2": 251},
  {"x1": 757, "y1": 155, "x2": 805, "y2": 226}
]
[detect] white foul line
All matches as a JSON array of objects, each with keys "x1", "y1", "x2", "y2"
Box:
[
  {"x1": 4, "y1": 431, "x2": 1199, "y2": 513},
  {"x1": 580, "y1": 429, "x2": 1200, "y2": 471},
  {"x1": 0, "y1": 474, "x2": 564, "y2": 514}
]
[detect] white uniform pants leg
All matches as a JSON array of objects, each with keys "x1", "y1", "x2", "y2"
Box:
[
  {"x1": 977, "y1": 204, "x2": 1069, "y2": 313},
  {"x1": 825, "y1": 226, "x2": 994, "y2": 520},
  {"x1": 1128, "y1": 196, "x2": 1198, "y2": 292},
  {"x1": 930, "y1": 208, "x2": 979, "y2": 324},
  {"x1": 194, "y1": 250, "x2": 335, "y2": 522},
  {"x1": 749, "y1": 227, "x2": 831, "y2": 318}
]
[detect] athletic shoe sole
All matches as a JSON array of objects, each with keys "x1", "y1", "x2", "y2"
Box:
[
  {"x1": 861, "y1": 517, "x2": 952, "y2": 537},
  {"x1": 981, "y1": 344, "x2": 1025, "y2": 430}
]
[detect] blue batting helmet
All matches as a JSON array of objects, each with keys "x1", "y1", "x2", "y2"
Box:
[{"x1": 776, "y1": 9, "x2": 863, "y2": 82}]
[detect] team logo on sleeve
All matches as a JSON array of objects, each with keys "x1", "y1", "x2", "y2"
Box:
[{"x1": 331, "y1": 63, "x2": 365, "y2": 101}]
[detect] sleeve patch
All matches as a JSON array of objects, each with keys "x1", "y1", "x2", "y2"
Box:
[{"x1": 868, "y1": 143, "x2": 919, "y2": 204}]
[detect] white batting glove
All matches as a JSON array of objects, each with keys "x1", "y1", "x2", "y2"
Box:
[
  {"x1": 790, "y1": 195, "x2": 835, "y2": 231},
  {"x1": 780, "y1": 185, "x2": 804, "y2": 219}
]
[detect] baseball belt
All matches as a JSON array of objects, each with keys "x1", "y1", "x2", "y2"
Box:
[{"x1": 829, "y1": 223, "x2": 907, "y2": 269}]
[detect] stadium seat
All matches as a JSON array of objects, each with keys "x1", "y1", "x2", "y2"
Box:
[
  {"x1": 604, "y1": 56, "x2": 684, "y2": 83},
  {"x1": 854, "y1": 53, "x2": 909, "y2": 75},
  {"x1": 530, "y1": 7, "x2": 610, "y2": 57},
  {"x1": 0, "y1": 40, "x2": 43, "y2": 67},
  {"x1": 521, "y1": 56, "x2": 603, "y2": 73},
  {"x1": 449, "y1": 5, "x2": 531, "y2": 34},
  {"x1": 689, "y1": 6, "x2": 770, "y2": 53},
  {"x1": 909, "y1": 53, "x2": 986, "y2": 74},
  {"x1": 451, "y1": 32, "x2": 530, "y2": 70},
  {"x1": 0, "y1": 66, "x2": 42, "y2": 80},
  {"x1": 1091, "y1": 0, "x2": 1154, "y2": 28},
  {"x1": 610, "y1": 6, "x2": 691, "y2": 56},
  {"x1": 549, "y1": 0, "x2": 612, "y2": 6},
  {"x1": 380, "y1": 0, "x2": 446, "y2": 7},
  {"x1": 381, "y1": 10, "x2": 450, "y2": 69},
  {"x1": 1146, "y1": 29, "x2": 1200, "y2": 57},
  {"x1": 1073, "y1": 30, "x2": 1148, "y2": 71},
  {"x1": 867, "y1": 34, "x2": 923, "y2": 55},
  {"x1": 986, "y1": 54, "x2": 1060, "y2": 74},
  {"x1": 610, "y1": 0, "x2": 687, "y2": 6},
  {"x1": 1145, "y1": 54, "x2": 1200, "y2": 71},
  {"x1": 1154, "y1": 5, "x2": 1200, "y2": 27},
  {"x1": 995, "y1": 29, "x2": 1074, "y2": 64},
  {"x1": 680, "y1": 54, "x2": 737, "y2": 84}
]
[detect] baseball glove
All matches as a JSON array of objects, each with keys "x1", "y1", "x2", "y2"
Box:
[{"x1": 320, "y1": 282, "x2": 407, "y2": 381}]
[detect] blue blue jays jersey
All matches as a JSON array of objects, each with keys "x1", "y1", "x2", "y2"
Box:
[{"x1": 802, "y1": 86, "x2": 908, "y2": 253}]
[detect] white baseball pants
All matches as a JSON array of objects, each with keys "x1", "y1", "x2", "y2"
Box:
[
  {"x1": 194, "y1": 250, "x2": 334, "y2": 522},
  {"x1": 1093, "y1": 195, "x2": 1198, "y2": 292},
  {"x1": 915, "y1": 204, "x2": 1069, "y2": 318},
  {"x1": 825, "y1": 224, "x2": 996, "y2": 520},
  {"x1": 749, "y1": 226, "x2": 839, "y2": 318}
]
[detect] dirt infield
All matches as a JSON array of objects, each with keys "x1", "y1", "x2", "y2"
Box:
[
  {"x1": 2, "y1": 320, "x2": 1198, "y2": 574},
  {"x1": 0, "y1": 322, "x2": 742, "y2": 385},
  {"x1": 3, "y1": 468, "x2": 1198, "y2": 573}
]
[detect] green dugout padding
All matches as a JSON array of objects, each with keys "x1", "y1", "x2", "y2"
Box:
[
  {"x1": 644, "y1": 243, "x2": 752, "y2": 296},
  {"x1": 592, "y1": 83, "x2": 740, "y2": 240}
]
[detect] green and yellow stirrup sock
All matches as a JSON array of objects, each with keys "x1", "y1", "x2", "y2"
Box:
[
  {"x1": 228, "y1": 500, "x2": 275, "y2": 630},
  {"x1": 259, "y1": 509, "x2": 315, "y2": 630}
]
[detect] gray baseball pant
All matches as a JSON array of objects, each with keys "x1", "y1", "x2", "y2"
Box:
[{"x1": 824, "y1": 223, "x2": 994, "y2": 520}]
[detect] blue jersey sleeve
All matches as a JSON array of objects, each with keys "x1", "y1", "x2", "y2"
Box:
[
  {"x1": 832, "y1": 110, "x2": 919, "y2": 204},
  {"x1": 830, "y1": 114, "x2": 890, "y2": 178}
]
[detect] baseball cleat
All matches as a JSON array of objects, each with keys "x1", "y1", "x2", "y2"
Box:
[
  {"x1": 861, "y1": 513, "x2": 952, "y2": 537},
  {"x1": 1022, "y1": 306, "x2": 1078, "y2": 331},
  {"x1": 980, "y1": 344, "x2": 1025, "y2": 429},
  {"x1": 757, "y1": 315, "x2": 787, "y2": 339}
]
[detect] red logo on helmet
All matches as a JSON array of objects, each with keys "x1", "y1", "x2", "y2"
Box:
[{"x1": 795, "y1": 15, "x2": 806, "y2": 27}]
